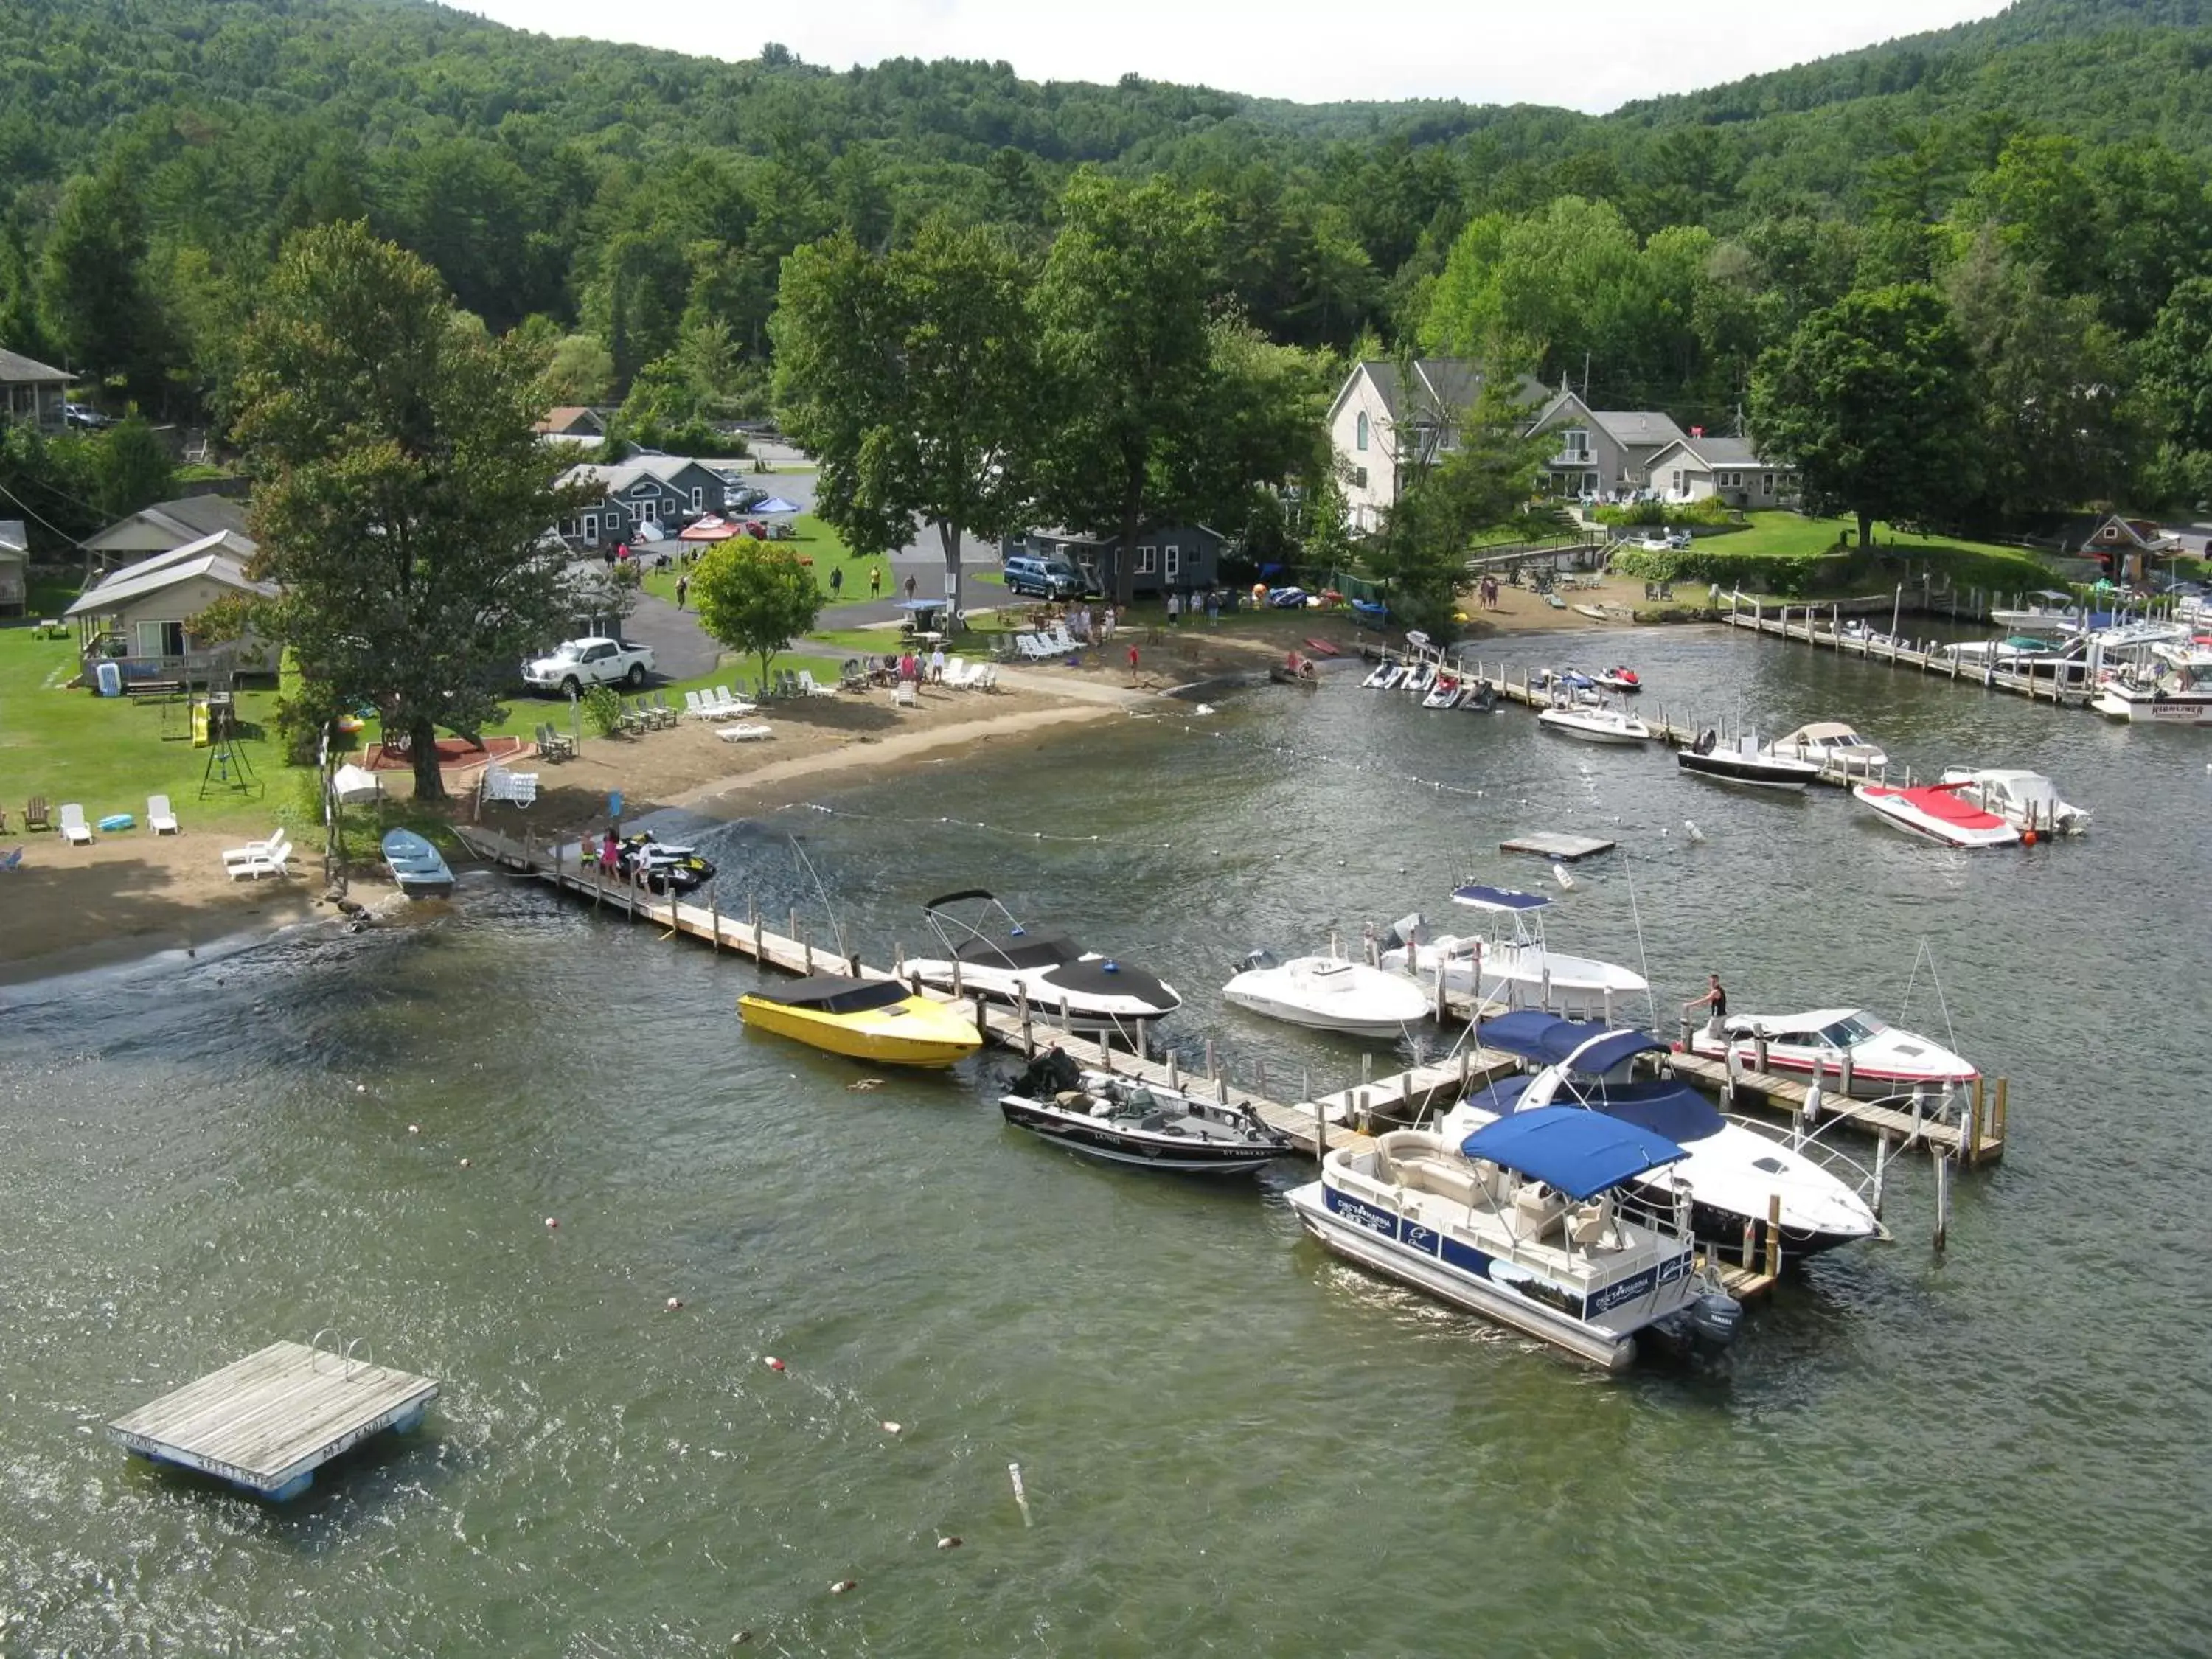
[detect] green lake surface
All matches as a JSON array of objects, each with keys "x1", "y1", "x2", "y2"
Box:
[{"x1": 2, "y1": 627, "x2": 2206, "y2": 1656}]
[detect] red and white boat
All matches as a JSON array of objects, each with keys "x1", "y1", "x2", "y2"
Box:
[
  {"x1": 1851, "y1": 782, "x2": 2021, "y2": 849},
  {"x1": 1688, "y1": 1009, "x2": 1977, "y2": 1096},
  {"x1": 1593, "y1": 666, "x2": 1642, "y2": 693}
]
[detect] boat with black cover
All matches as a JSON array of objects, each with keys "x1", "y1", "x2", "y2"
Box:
[{"x1": 906, "y1": 891, "x2": 1183, "y2": 1035}]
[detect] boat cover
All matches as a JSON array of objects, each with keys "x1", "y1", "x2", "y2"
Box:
[
  {"x1": 751, "y1": 975, "x2": 911, "y2": 1015},
  {"x1": 1480, "y1": 1012, "x2": 1666, "y2": 1075},
  {"x1": 953, "y1": 933, "x2": 1080, "y2": 970},
  {"x1": 1462, "y1": 1074, "x2": 1724, "y2": 1144},
  {"x1": 1037, "y1": 957, "x2": 1176, "y2": 1005},
  {"x1": 1450, "y1": 883, "x2": 1551, "y2": 914},
  {"x1": 1861, "y1": 785, "x2": 2007, "y2": 830},
  {"x1": 1458, "y1": 1105, "x2": 1688, "y2": 1200}
]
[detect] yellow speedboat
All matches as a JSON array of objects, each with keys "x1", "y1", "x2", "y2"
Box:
[{"x1": 737, "y1": 974, "x2": 984, "y2": 1068}]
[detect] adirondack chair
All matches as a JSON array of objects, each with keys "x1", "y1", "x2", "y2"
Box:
[{"x1": 24, "y1": 797, "x2": 50, "y2": 832}]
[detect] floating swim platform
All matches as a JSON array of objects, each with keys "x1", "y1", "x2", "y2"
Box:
[
  {"x1": 1500, "y1": 832, "x2": 1618, "y2": 863},
  {"x1": 108, "y1": 1339, "x2": 438, "y2": 1500}
]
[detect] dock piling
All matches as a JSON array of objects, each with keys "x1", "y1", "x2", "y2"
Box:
[
  {"x1": 1933, "y1": 1152, "x2": 1951, "y2": 1252},
  {"x1": 1764, "y1": 1193, "x2": 1782, "y2": 1278},
  {"x1": 1871, "y1": 1133, "x2": 1889, "y2": 1220}
]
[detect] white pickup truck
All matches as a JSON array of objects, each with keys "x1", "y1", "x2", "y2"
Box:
[{"x1": 522, "y1": 636, "x2": 655, "y2": 696}]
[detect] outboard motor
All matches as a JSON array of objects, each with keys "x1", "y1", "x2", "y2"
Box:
[
  {"x1": 1688, "y1": 1288, "x2": 1744, "y2": 1348},
  {"x1": 1235, "y1": 947, "x2": 1279, "y2": 975}
]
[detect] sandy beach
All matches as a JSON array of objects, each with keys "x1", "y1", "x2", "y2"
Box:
[{"x1": 0, "y1": 597, "x2": 1664, "y2": 985}]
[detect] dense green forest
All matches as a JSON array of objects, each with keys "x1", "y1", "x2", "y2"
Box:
[{"x1": 10, "y1": 0, "x2": 2212, "y2": 545}]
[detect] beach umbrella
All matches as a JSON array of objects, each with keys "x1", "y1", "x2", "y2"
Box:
[{"x1": 751, "y1": 495, "x2": 802, "y2": 515}]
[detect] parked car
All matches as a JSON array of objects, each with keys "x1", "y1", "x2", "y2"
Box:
[
  {"x1": 522, "y1": 636, "x2": 655, "y2": 696},
  {"x1": 1004, "y1": 553, "x2": 1090, "y2": 599},
  {"x1": 64, "y1": 402, "x2": 114, "y2": 430}
]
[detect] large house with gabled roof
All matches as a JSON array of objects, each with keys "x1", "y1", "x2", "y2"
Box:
[
  {"x1": 1523, "y1": 389, "x2": 1691, "y2": 502},
  {"x1": 554, "y1": 456, "x2": 737, "y2": 546},
  {"x1": 1642, "y1": 434, "x2": 1801, "y2": 509},
  {"x1": 1326, "y1": 358, "x2": 1549, "y2": 532}
]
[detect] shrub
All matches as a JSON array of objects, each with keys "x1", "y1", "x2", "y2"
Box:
[{"x1": 582, "y1": 684, "x2": 625, "y2": 737}]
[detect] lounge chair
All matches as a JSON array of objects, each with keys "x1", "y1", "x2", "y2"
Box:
[
  {"x1": 482, "y1": 767, "x2": 539, "y2": 807},
  {"x1": 714, "y1": 722, "x2": 773, "y2": 742},
  {"x1": 709, "y1": 685, "x2": 738, "y2": 713},
  {"x1": 147, "y1": 794, "x2": 179, "y2": 835},
  {"x1": 24, "y1": 797, "x2": 49, "y2": 832},
  {"x1": 939, "y1": 656, "x2": 970, "y2": 689},
  {"x1": 226, "y1": 841, "x2": 291, "y2": 881},
  {"x1": 57, "y1": 803, "x2": 93, "y2": 846},
  {"x1": 891, "y1": 679, "x2": 918, "y2": 709},
  {"x1": 682, "y1": 689, "x2": 708, "y2": 719},
  {"x1": 972, "y1": 663, "x2": 999, "y2": 692},
  {"x1": 222, "y1": 829, "x2": 291, "y2": 867},
  {"x1": 795, "y1": 669, "x2": 836, "y2": 698}
]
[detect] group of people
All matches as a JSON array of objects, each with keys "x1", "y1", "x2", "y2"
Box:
[
  {"x1": 1162, "y1": 588, "x2": 1226, "y2": 627},
  {"x1": 1472, "y1": 574, "x2": 1503, "y2": 611}
]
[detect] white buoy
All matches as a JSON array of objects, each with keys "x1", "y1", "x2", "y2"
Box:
[
  {"x1": 1009, "y1": 1461, "x2": 1032, "y2": 1527},
  {"x1": 880, "y1": 1419, "x2": 902, "y2": 1433},
  {"x1": 1552, "y1": 862, "x2": 1576, "y2": 890},
  {"x1": 1686, "y1": 819, "x2": 1706, "y2": 842}
]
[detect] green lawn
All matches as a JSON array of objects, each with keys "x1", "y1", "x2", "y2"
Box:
[
  {"x1": 1613, "y1": 511, "x2": 2060, "y2": 599},
  {"x1": 633, "y1": 515, "x2": 881, "y2": 606},
  {"x1": 0, "y1": 617, "x2": 296, "y2": 833}
]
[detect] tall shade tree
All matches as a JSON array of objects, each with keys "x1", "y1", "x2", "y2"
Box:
[
  {"x1": 1751, "y1": 284, "x2": 1980, "y2": 549},
  {"x1": 39, "y1": 156, "x2": 167, "y2": 403},
  {"x1": 1370, "y1": 391, "x2": 1545, "y2": 636},
  {"x1": 1032, "y1": 174, "x2": 1220, "y2": 605},
  {"x1": 229, "y1": 222, "x2": 586, "y2": 801},
  {"x1": 689, "y1": 539, "x2": 824, "y2": 690},
  {"x1": 773, "y1": 217, "x2": 1037, "y2": 611}
]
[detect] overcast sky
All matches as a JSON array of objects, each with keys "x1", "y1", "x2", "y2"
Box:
[{"x1": 457, "y1": 0, "x2": 2011, "y2": 112}]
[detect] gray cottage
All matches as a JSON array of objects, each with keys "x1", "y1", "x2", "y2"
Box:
[
  {"x1": 0, "y1": 347, "x2": 69, "y2": 431},
  {"x1": 1003, "y1": 524, "x2": 1228, "y2": 599},
  {"x1": 556, "y1": 457, "x2": 737, "y2": 545}
]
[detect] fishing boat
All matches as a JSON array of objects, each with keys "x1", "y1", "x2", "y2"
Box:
[
  {"x1": 1222, "y1": 950, "x2": 1432, "y2": 1038},
  {"x1": 1853, "y1": 782, "x2": 2022, "y2": 849},
  {"x1": 1686, "y1": 1007, "x2": 1978, "y2": 1096},
  {"x1": 998, "y1": 1051, "x2": 1291, "y2": 1175},
  {"x1": 906, "y1": 890, "x2": 1182, "y2": 1035},
  {"x1": 1764, "y1": 722, "x2": 1889, "y2": 775},
  {"x1": 1377, "y1": 886, "x2": 1648, "y2": 1022},
  {"x1": 1443, "y1": 1012, "x2": 1882, "y2": 1258},
  {"x1": 1989, "y1": 590, "x2": 2083, "y2": 636},
  {"x1": 1936, "y1": 768, "x2": 2090, "y2": 836},
  {"x1": 380, "y1": 829, "x2": 454, "y2": 897},
  {"x1": 1285, "y1": 1107, "x2": 1742, "y2": 1370},
  {"x1": 1537, "y1": 703, "x2": 1651, "y2": 745},
  {"x1": 1593, "y1": 666, "x2": 1642, "y2": 693},
  {"x1": 1677, "y1": 730, "x2": 1822, "y2": 789},
  {"x1": 737, "y1": 974, "x2": 983, "y2": 1068},
  {"x1": 2090, "y1": 647, "x2": 2212, "y2": 725}
]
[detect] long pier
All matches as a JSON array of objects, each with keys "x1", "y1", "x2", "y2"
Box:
[{"x1": 1721, "y1": 598, "x2": 2093, "y2": 710}]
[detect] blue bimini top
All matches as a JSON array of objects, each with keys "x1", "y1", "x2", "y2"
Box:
[{"x1": 1458, "y1": 1105, "x2": 1688, "y2": 1200}]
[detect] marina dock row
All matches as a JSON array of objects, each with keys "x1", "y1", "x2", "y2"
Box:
[{"x1": 1719, "y1": 599, "x2": 2094, "y2": 709}]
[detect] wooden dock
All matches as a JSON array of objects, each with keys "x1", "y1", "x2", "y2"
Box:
[
  {"x1": 1500, "y1": 831, "x2": 1616, "y2": 862},
  {"x1": 108, "y1": 1340, "x2": 437, "y2": 1500},
  {"x1": 453, "y1": 825, "x2": 1800, "y2": 1295},
  {"x1": 1720, "y1": 599, "x2": 2094, "y2": 712},
  {"x1": 1665, "y1": 1050, "x2": 2007, "y2": 1166}
]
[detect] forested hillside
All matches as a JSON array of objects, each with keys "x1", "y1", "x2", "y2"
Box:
[{"x1": 8, "y1": 0, "x2": 2212, "y2": 539}]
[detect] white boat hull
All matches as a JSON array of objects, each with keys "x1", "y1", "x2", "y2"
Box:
[
  {"x1": 1688, "y1": 1017, "x2": 1978, "y2": 1094},
  {"x1": 1222, "y1": 959, "x2": 1430, "y2": 1037},
  {"x1": 1381, "y1": 940, "x2": 1646, "y2": 1022},
  {"x1": 2092, "y1": 689, "x2": 2212, "y2": 725},
  {"x1": 1854, "y1": 787, "x2": 2020, "y2": 849},
  {"x1": 1538, "y1": 708, "x2": 1649, "y2": 744}
]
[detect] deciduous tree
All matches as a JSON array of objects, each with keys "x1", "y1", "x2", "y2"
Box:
[
  {"x1": 689, "y1": 539, "x2": 823, "y2": 689},
  {"x1": 229, "y1": 222, "x2": 587, "y2": 800}
]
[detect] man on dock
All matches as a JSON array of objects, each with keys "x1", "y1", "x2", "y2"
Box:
[{"x1": 1683, "y1": 973, "x2": 1728, "y2": 1039}]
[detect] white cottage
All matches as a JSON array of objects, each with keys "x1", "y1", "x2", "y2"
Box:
[
  {"x1": 1326, "y1": 359, "x2": 1548, "y2": 532},
  {"x1": 1642, "y1": 435, "x2": 1799, "y2": 508}
]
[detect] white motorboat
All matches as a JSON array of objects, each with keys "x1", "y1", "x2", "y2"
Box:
[
  {"x1": 1853, "y1": 782, "x2": 2021, "y2": 849},
  {"x1": 2091, "y1": 648, "x2": 2212, "y2": 725},
  {"x1": 1537, "y1": 703, "x2": 1651, "y2": 745},
  {"x1": 1989, "y1": 590, "x2": 2082, "y2": 636},
  {"x1": 907, "y1": 890, "x2": 1182, "y2": 1034},
  {"x1": 1285, "y1": 1108, "x2": 1742, "y2": 1370},
  {"x1": 1936, "y1": 768, "x2": 2089, "y2": 835},
  {"x1": 1377, "y1": 886, "x2": 1648, "y2": 1022},
  {"x1": 1444, "y1": 1014, "x2": 1883, "y2": 1259},
  {"x1": 1222, "y1": 950, "x2": 1431, "y2": 1038},
  {"x1": 1687, "y1": 1007, "x2": 1978, "y2": 1096},
  {"x1": 1677, "y1": 730, "x2": 1822, "y2": 789},
  {"x1": 1764, "y1": 721, "x2": 1889, "y2": 775}
]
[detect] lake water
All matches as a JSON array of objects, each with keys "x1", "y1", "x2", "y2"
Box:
[{"x1": 3, "y1": 626, "x2": 2207, "y2": 1656}]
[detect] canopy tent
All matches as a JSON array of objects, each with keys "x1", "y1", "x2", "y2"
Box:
[
  {"x1": 749, "y1": 496, "x2": 802, "y2": 515},
  {"x1": 1451, "y1": 883, "x2": 1552, "y2": 914},
  {"x1": 330, "y1": 763, "x2": 384, "y2": 804},
  {"x1": 1457, "y1": 1105, "x2": 1688, "y2": 1200}
]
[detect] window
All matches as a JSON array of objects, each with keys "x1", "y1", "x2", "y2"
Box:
[
  {"x1": 135, "y1": 619, "x2": 185, "y2": 658},
  {"x1": 1562, "y1": 427, "x2": 1590, "y2": 459},
  {"x1": 1351, "y1": 466, "x2": 1368, "y2": 490},
  {"x1": 1759, "y1": 473, "x2": 1773, "y2": 495},
  {"x1": 583, "y1": 513, "x2": 599, "y2": 543},
  {"x1": 1355, "y1": 411, "x2": 1368, "y2": 452},
  {"x1": 691, "y1": 485, "x2": 703, "y2": 509},
  {"x1": 1165, "y1": 545, "x2": 1180, "y2": 580},
  {"x1": 1136, "y1": 545, "x2": 1157, "y2": 574}
]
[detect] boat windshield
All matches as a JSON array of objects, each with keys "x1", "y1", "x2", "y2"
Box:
[{"x1": 1818, "y1": 1013, "x2": 1888, "y2": 1046}]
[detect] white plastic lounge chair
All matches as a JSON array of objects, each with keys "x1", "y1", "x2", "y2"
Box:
[
  {"x1": 146, "y1": 794, "x2": 179, "y2": 835},
  {"x1": 714, "y1": 723, "x2": 773, "y2": 742},
  {"x1": 222, "y1": 829, "x2": 290, "y2": 868},
  {"x1": 58, "y1": 804, "x2": 93, "y2": 845},
  {"x1": 891, "y1": 679, "x2": 918, "y2": 709},
  {"x1": 709, "y1": 685, "x2": 739, "y2": 712},
  {"x1": 938, "y1": 656, "x2": 968, "y2": 688},
  {"x1": 482, "y1": 767, "x2": 539, "y2": 807},
  {"x1": 795, "y1": 669, "x2": 836, "y2": 698},
  {"x1": 683, "y1": 689, "x2": 709, "y2": 719}
]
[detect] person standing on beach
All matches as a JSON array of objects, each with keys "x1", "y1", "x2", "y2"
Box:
[
  {"x1": 1166, "y1": 591, "x2": 1180, "y2": 627},
  {"x1": 675, "y1": 574, "x2": 689, "y2": 611},
  {"x1": 1103, "y1": 604, "x2": 1116, "y2": 641},
  {"x1": 929, "y1": 644, "x2": 945, "y2": 683},
  {"x1": 869, "y1": 566, "x2": 882, "y2": 598},
  {"x1": 1127, "y1": 641, "x2": 1140, "y2": 683}
]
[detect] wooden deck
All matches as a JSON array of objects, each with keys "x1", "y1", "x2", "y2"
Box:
[
  {"x1": 108, "y1": 1340, "x2": 437, "y2": 1500},
  {"x1": 1499, "y1": 832, "x2": 1616, "y2": 862},
  {"x1": 1720, "y1": 602, "x2": 2094, "y2": 714},
  {"x1": 1665, "y1": 1051, "x2": 2006, "y2": 1165}
]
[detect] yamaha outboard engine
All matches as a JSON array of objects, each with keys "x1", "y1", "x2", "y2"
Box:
[
  {"x1": 1235, "y1": 947, "x2": 1279, "y2": 975},
  {"x1": 1688, "y1": 1286, "x2": 1743, "y2": 1347},
  {"x1": 1379, "y1": 912, "x2": 1423, "y2": 956}
]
